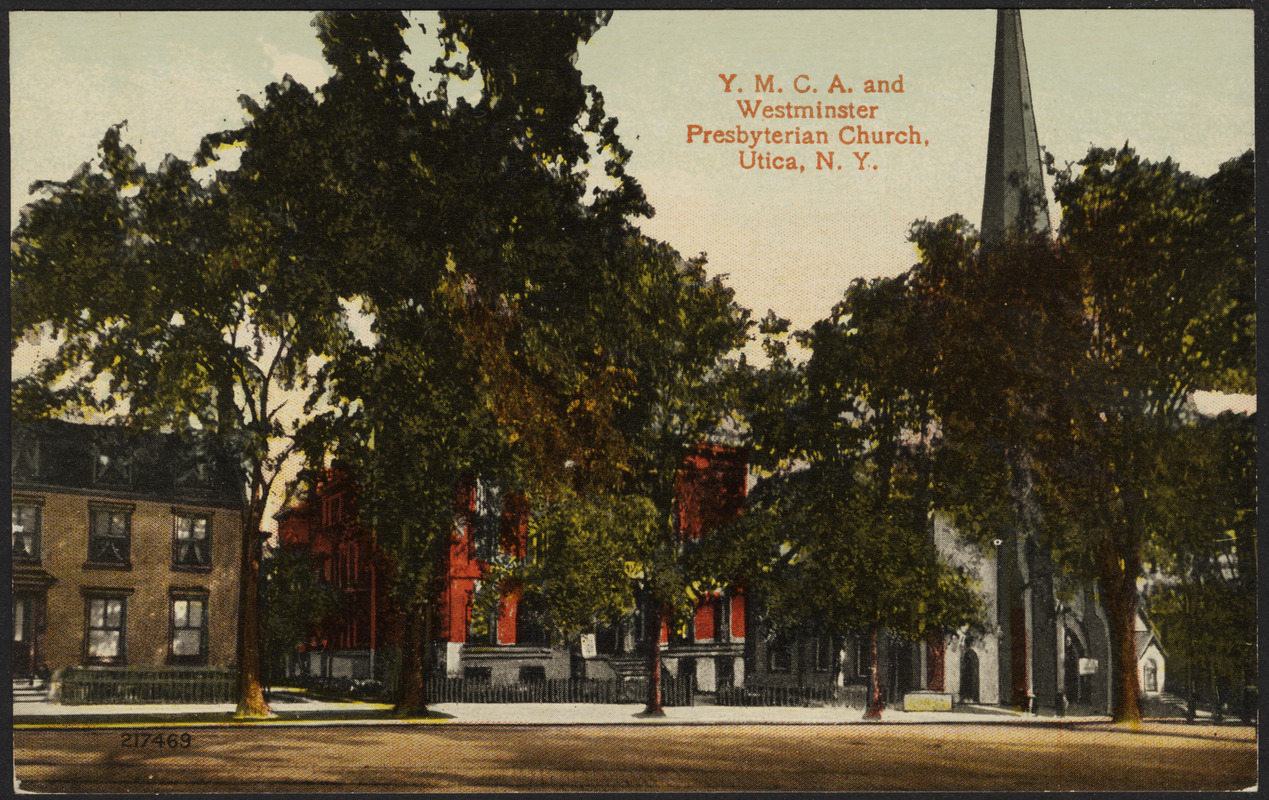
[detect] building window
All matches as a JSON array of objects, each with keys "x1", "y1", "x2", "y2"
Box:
[
  {"x1": 467, "y1": 582, "x2": 497, "y2": 646},
  {"x1": 854, "y1": 636, "x2": 871, "y2": 680},
  {"x1": 1143, "y1": 659, "x2": 1158, "y2": 693},
  {"x1": 169, "y1": 593, "x2": 208, "y2": 665},
  {"x1": 14, "y1": 598, "x2": 26, "y2": 643},
  {"x1": 173, "y1": 513, "x2": 212, "y2": 570},
  {"x1": 323, "y1": 494, "x2": 343, "y2": 528},
  {"x1": 85, "y1": 595, "x2": 127, "y2": 664},
  {"x1": 516, "y1": 594, "x2": 549, "y2": 647},
  {"x1": 88, "y1": 507, "x2": 132, "y2": 565},
  {"x1": 813, "y1": 634, "x2": 835, "y2": 672},
  {"x1": 464, "y1": 666, "x2": 492, "y2": 684},
  {"x1": 12, "y1": 503, "x2": 42, "y2": 562},
  {"x1": 768, "y1": 634, "x2": 791, "y2": 673},
  {"x1": 526, "y1": 528, "x2": 543, "y2": 564},
  {"x1": 519, "y1": 665, "x2": 547, "y2": 683},
  {"x1": 472, "y1": 479, "x2": 503, "y2": 561}
]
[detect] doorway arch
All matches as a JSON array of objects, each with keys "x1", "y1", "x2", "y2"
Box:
[{"x1": 1063, "y1": 628, "x2": 1087, "y2": 705}]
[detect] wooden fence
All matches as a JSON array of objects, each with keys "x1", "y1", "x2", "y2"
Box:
[{"x1": 60, "y1": 667, "x2": 238, "y2": 705}]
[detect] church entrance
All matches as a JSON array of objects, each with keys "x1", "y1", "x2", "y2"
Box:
[
  {"x1": 888, "y1": 640, "x2": 915, "y2": 703},
  {"x1": 959, "y1": 648, "x2": 979, "y2": 703},
  {"x1": 1063, "y1": 630, "x2": 1088, "y2": 706}
]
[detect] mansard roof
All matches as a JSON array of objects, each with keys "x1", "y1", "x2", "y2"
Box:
[{"x1": 11, "y1": 419, "x2": 241, "y2": 508}]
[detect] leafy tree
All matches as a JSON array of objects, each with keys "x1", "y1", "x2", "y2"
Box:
[
  {"x1": 228, "y1": 11, "x2": 683, "y2": 716},
  {"x1": 470, "y1": 488, "x2": 663, "y2": 647},
  {"x1": 598, "y1": 243, "x2": 751, "y2": 715},
  {"x1": 261, "y1": 548, "x2": 343, "y2": 690},
  {"x1": 359, "y1": 11, "x2": 748, "y2": 717},
  {"x1": 704, "y1": 276, "x2": 985, "y2": 720},
  {"x1": 1037, "y1": 147, "x2": 1254, "y2": 724},
  {"x1": 910, "y1": 146, "x2": 1254, "y2": 725},
  {"x1": 804, "y1": 275, "x2": 986, "y2": 718},
  {"x1": 475, "y1": 237, "x2": 751, "y2": 716},
  {"x1": 1143, "y1": 411, "x2": 1256, "y2": 719},
  {"x1": 11, "y1": 114, "x2": 353, "y2": 718},
  {"x1": 710, "y1": 466, "x2": 984, "y2": 720}
]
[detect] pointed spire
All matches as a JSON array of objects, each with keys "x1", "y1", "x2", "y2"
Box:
[{"x1": 981, "y1": 10, "x2": 1049, "y2": 241}]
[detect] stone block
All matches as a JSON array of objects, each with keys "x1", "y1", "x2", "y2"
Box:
[{"x1": 903, "y1": 691, "x2": 953, "y2": 712}]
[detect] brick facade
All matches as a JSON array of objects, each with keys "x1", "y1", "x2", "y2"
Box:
[{"x1": 12, "y1": 421, "x2": 241, "y2": 679}]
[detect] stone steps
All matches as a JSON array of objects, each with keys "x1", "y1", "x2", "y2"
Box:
[{"x1": 13, "y1": 679, "x2": 49, "y2": 702}]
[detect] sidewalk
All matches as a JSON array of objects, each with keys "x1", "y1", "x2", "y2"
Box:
[{"x1": 13, "y1": 689, "x2": 1112, "y2": 728}]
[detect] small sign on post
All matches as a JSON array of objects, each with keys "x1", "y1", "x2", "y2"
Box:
[{"x1": 1078, "y1": 657, "x2": 1098, "y2": 675}]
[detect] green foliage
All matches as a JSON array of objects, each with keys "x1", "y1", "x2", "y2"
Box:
[
  {"x1": 11, "y1": 100, "x2": 357, "y2": 717},
  {"x1": 1056, "y1": 147, "x2": 1255, "y2": 400},
  {"x1": 191, "y1": 12, "x2": 749, "y2": 713},
  {"x1": 1143, "y1": 412, "x2": 1256, "y2": 702},
  {"x1": 595, "y1": 241, "x2": 751, "y2": 641},
  {"x1": 472, "y1": 489, "x2": 663, "y2": 643},
  {"x1": 900, "y1": 145, "x2": 1254, "y2": 722},
  {"x1": 709, "y1": 467, "x2": 984, "y2": 642},
  {"x1": 1149, "y1": 581, "x2": 1253, "y2": 701},
  {"x1": 262, "y1": 549, "x2": 343, "y2": 678},
  {"x1": 714, "y1": 266, "x2": 987, "y2": 652},
  {"x1": 904, "y1": 217, "x2": 1086, "y2": 555}
]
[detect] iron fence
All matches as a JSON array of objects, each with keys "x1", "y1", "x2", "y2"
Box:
[
  {"x1": 714, "y1": 683, "x2": 867, "y2": 708},
  {"x1": 59, "y1": 667, "x2": 238, "y2": 705}
]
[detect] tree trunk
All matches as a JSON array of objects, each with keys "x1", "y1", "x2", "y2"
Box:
[
  {"x1": 643, "y1": 599, "x2": 666, "y2": 716},
  {"x1": 1209, "y1": 659, "x2": 1222, "y2": 722},
  {"x1": 223, "y1": 377, "x2": 270, "y2": 719},
  {"x1": 1102, "y1": 576, "x2": 1142, "y2": 725},
  {"x1": 864, "y1": 626, "x2": 884, "y2": 719},
  {"x1": 395, "y1": 599, "x2": 428, "y2": 716},
  {"x1": 234, "y1": 505, "x2": 271, "y2": 718},
  {"x1": 926, "y1": 631, "x2": 945, "y2": 692},
  {"x1": 1185, "y1": 656, "x2": 1196, "y2": 722},
  {"x1": 421, "y1": 602, "x2": 433, "y2": 709}
]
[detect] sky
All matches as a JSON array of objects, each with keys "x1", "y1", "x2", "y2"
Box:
[
  {"x1": 10, "y1": 10, "x2": 1254, "y2": 331},
  {"x1": 8, "y1": 10, "x2": 1256, "y2": 520}
]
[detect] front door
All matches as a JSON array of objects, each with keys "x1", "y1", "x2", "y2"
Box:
[{"x1": 13, "y1": 595, "x2": 35, "y2": 678}]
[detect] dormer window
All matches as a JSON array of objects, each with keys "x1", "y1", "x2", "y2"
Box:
[
  {"x1": 11, "y1": 437, "x2": 39, "y2": 481},
  {"x1": 92, "y1": 447, "x2": 132, "y2": 486},
  {"x1": 175, "y1": 437, "x2": 218, "y2": 489},
  {"x1": 176, "y1": 461, "x2": 213, "y2": 489}
]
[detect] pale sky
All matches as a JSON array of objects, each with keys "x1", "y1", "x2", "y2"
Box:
[{"x1": 10, "y1": 10, "x2": 1254, "y2": 333}]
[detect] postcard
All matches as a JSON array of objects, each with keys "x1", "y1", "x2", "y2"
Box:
[{"x1": 10, "y1": 9, "x2": 1256, "y2": 793}]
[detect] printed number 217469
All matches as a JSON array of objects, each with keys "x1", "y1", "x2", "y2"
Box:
[{"x1": 120, "y1": 732, "x2": 192, "y2": 748}]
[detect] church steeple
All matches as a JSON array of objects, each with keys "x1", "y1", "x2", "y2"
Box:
[{"x1": 981, "y1": 9, "x2": 1050, "y2": 240}]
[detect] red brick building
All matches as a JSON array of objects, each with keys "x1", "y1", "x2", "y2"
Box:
[
  {"x1": 275, "y1": 466, "x2": 399, "y2": 680},
  {"x1": 273, "y1": 445, "x2": 752, "y2": 689},
  {"x1": 275, "y1": 465, "x2": 558, "y2": 684}
]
